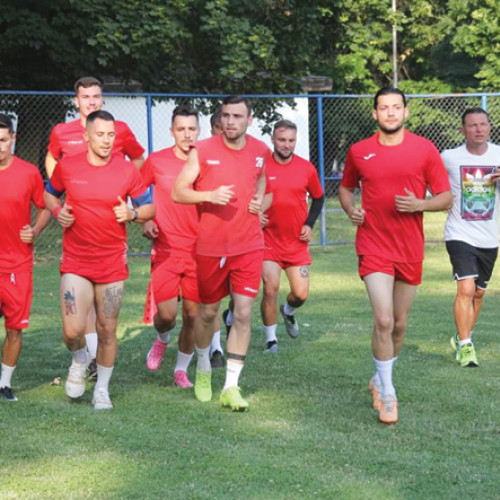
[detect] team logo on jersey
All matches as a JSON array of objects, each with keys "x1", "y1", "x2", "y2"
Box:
[
  {"x1": 363, "y1": 153, "x2": 376, "y2": 160},
  {"x1": 269, "y1": 176, "x2": 276, "y2": 180},
  {"x1": 207, "y1": 160, "x2": 220, "y2": 165},
  {"x1": 255, "y1": 157, "x2": 264, "y2": 168}
]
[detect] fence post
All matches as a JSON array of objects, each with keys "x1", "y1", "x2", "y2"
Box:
[
  {"x1": 146, "y1": 94, "x2": 153, "y2": 154},
  {"x1": 316, "y1": 95, "x2": 327, "y2": 246},
  {"x1": 481, "y1": 93, "x2": 488, "y2": 112}
]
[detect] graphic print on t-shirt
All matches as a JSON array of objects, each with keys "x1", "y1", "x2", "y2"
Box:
[{"x1": 461, "y1": 165, "x2": 496, "y2": 221}]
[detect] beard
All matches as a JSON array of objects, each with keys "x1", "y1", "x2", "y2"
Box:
[
  {"x1": 274, "y1": 149, "x2": 293, "y2": 161},
  {"x1": 378, "y1": 121, "x2": 404, "y2": 135}
]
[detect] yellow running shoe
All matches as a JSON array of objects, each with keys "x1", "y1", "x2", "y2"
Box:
[
  {"x1": 194, "y1": 370, "x2": 212, "y2": 402},
  {"x1": 458, "y1": 343, "x2": 479, "y2": 368},
  {"x1": 220, "y1": 386, "x2": 249, "y2": 412}
]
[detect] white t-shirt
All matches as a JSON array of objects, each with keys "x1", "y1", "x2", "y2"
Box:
[{"x1": 442, "y1": 142, "x2": 500, "y2": 248}]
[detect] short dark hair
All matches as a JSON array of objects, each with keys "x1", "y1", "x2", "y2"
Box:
[
  {"x1": 171, "y1": 105, "x2": 199, "y2": 125},
  {"x1": 273, "y1": 120, "x2": 297, "y2": 134},
  {"x1": 210, "y1": 111, "x2": 221, "y2": 129},
  {"x1": 222, "y1": 95, "x2": 252, "y2": 115},
  {"x1": 74, "y1": 76, "x2": 103, "y2": 94},
  {"x1": 462, "y1": 107, "x2": 490, "y2": 126},
  {"x1": 86, "y1": 110, "x2": 114, "y2": 127},
  {"x1": 0, "y1": 113, "x2": 14, "y2": 134},
  {"x1": 374, "y1": 87, "x2": 407, "y2": 109}
]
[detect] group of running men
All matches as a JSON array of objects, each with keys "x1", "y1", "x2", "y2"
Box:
[{"x1": 0, "y1": 80, "x2": 497, "y2": 424}]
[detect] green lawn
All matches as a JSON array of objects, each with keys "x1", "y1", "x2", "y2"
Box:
[{"x1": 1, "y1": 220, "x2": 499, "y2": 499}]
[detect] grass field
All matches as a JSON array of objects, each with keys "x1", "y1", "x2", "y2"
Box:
[{"x1": 1, "y1": 213, "x2": 500, "y2": 500}]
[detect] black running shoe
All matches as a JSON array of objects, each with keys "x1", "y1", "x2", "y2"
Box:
[
  {"x1": 264, "y1": 340, "x2": 278, "y2": 353},
  {"x1": 87, "y1": 358, "x2": 98, "y2": 382},
  {"x1": 222, "y1": 309, "x2": 231, "y2": 337},
  {"x1": 0, "y1": 386, "x2": 18, "y2": 401},
  {"x1": 210, "y1": 350, "x2": 225, "y2": 368}
]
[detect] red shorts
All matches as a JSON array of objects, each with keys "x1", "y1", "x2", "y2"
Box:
[
  {"x1": 0, "y1": 272, "x2": 33, "y2": 330},
  {"x1": 60, "y1": 252, "x2": 129, "y2": 284},
  {"x1": 196, "y1": 250, "x2": 264, "y2": 304},
  {"x1": 264, "y1": 244, "x2": 312, "y2": 269},
  {"x1": 359, "y1": 254, "x2": 422, "y2": 286},
  {"x1": 151, "y1": 252, "x2": 199, "y2": 304}
]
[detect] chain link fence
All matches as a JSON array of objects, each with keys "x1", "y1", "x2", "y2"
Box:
[{"x1": 1, "y1": 91, "x2": 499, "y2": 255}]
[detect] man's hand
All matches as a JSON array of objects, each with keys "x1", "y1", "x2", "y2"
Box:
[
  {"x1": 299, "y1": 225, "x2": 313, "y2": 242},
  {"x1": 56, "y1": 204, "x2": 75, "y2": 228},
  {"x1": 142, "y1": 220, "x2": 159, "y2": 239},
  {"x1": 248, "y1": 193, "x2": 263, "y2": 214},
  {"x1": 348, "y1": 207, "x2": 365, "y2": 226},
  {"x1": 395, "y1": 188, "x2": 424, "y2": 213},
  {"x1": 260, "y1": 213, "x2": 269, "y2": 228},
  {"x1": 113, "y1": 196, "x2": 132, "y2": 223},
  {"x1": 209, "y1": 185, "x2": 235, "y2": 205},
  {"x1": 20, "y1": 224, "x2": 34, "y2": 243}
]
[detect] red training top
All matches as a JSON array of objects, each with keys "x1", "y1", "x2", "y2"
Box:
[
  {"x1": 0, "y1": 157, "x2": 45, "y2": 273},
  {"x1": 341, "y1": 130, "x2": 450, "y2": 262},
  {"x1": 48, "y1": 119, "x2": 144, "y2": 161},
  {"x1": 193, "y1": 134, "x2": 270, "y2": 257},
  {"x1": 49, "y1": 152, "x2": 149, "y2": 261},
  {"x1": 264, "y1": 153, "x2": 323, "y2": 255},
  {"x1": 141, "y1": 147, "x2": 198, "y2": 257}
]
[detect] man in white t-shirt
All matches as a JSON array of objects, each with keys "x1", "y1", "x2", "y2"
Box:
[{"x1": 442, "y1": 107, "x2": 500, "y2": 367}]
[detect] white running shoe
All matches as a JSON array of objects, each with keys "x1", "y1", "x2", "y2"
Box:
[
  {"x1": 65, "y1": 351, "x2": 90, "y2": 399},
  {"x1": 92, "y1": 387, "x2": 113, "y2": 410}
]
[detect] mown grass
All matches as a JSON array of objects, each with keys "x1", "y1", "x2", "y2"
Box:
[{"x1": 1, "y1": 214, "x2": 499, "y2": 499}]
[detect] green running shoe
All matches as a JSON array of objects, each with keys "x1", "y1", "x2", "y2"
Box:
[
  {"x1": 458, "y1": 343, "x2": 479, "y2": 368},
  {"x1": 450, "y1": 334, "x2": 459, "y2": 361},
  {"x1": 194, "y1": 370, "x2": 212, "y2": 402},
  {"x1": 220, "y1": 386, "x2": 249, "y2": 412}
]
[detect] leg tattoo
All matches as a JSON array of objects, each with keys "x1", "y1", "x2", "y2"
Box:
[
  {"x1": 299, "y1": 266, "x2": 310, "y2": 278},
  {"x1": 63, "y1": 287, "x2": 77, "y2": 315},
  {"x1": 103, "y1": 286, "x2": 123, "y2": 318}
]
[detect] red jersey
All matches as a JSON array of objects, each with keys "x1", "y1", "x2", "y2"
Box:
[
  {"x1": 341, "y1": 130, "x2": 450, "y2": 262},
  {"x1": 141, "y1": 147, "x2": 198, "y2": 257},
  {"x1": 47, "y1": 119, "x2": 144, "y2": 161},
  {"x1": 49, "y1": 152, "x2": 149, "y2": 262},
  {"x1": 264, "y1": 154, "x2": 323, "y2": 255},
  {"x1": 193, "y1": 134, "x2": 270, "y2": 257},
  {"x1": 0, "y1": 157, "x2": 45, "y2": 273}
]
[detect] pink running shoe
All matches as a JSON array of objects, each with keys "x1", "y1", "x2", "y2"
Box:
[
  {"x1": 146, "y1": 338, "x2": 168, "y2": 371},
  {"x1": 173, "y1": 370, "x2": 193, "y2": 389}
]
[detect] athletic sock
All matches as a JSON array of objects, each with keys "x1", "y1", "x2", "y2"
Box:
[
  {"x1": 371, "y1": 371, "x2": 381, "y2": 387},
  {"x1": 459, "y1": 337, "x2": 472, "y2": 347},
  {"x1": 283, "y1": 301, "x2": 297, "y2": 316},
  {"x1": 210, "y1": 330, "x2": 223, "y2": 354},
  {"x1": 157, "y1": 330, "x2": 173, "y2": 344},
  {"x1": 84, "y1": 332, "x2": 98, "y2": 359},
  {"x1": 72, "y1": 347, "x2": 88, "y2": 365},
  {"x1": 174, "y1": 350, "x2": 194, "y2": 373},
  {"x1": 223, "y1": 361, "x2": 244, "y2": 390},
  {"x1": 95, "y1": 364, "x2": 114, "y2": 393},
  {"x1": 0, "y1": 363, "x2": 16, "y2": 388},
  {"x1": 226, "y1": 309, "x2": 234, "y2": 326},
  {"x1": 374, "y1": 357, "x2": 396, "y2": 397},
  {"x1": 263, "y1": 324, "x2": 278, "y2": 343},
  {"x1": 195, "y1": 345, "x2": 211, "y2": 372}
]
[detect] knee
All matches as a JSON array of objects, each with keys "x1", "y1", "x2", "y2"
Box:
[
  {"x1": 393, "y1": 317, "x2": 407, "y2": 336},
  {"x1": 233, "y1": 306, "x2": 252, "y2": 325},
  {"x1": 374, "y1": 314, "x2": 394, "y2": 335},
  {"x1": 182, "y1": 308, "x2": 198, "y2": 327},
  {"x1": 262, "y1": 280, "x2": 279, "y2": 301},
  {"x1": 474, "y1": 288, "x2": 486, "y2": 301},
  {"x1": 5, "y1": 329, "x2": 22, "y2": 343},
  {"x1": 289, "y1": 290, "x2": 308, "y2": 306},
  {"x1": 199, "y1": 306, "x2": 218, "y2": 324}
]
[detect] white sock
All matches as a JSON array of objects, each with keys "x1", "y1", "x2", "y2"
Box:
[
  {"x1": 175, "y1": 350, "x2": 194, "y2": 373},
  {"x1": 210, "y1": 330, "x2": 223, "y2": 354},
  {"x1": 72, "y1": 347, "x2": 88, "y2": 365},
  {"x1": 85, "y1": 332, "x2": 98, "y2": 359},
  {"x1": 158, "y1": 330, "x2": 173, "y2": 344},
  {"x1": 226, "y1": 309, "x2": 234, "y2": 325},
  {"x1": 223, "y1": 360, "x2": 244, "y2": 390},
  {"x1": 283, "y1": 301, "x2": 297, "y2": 315},
  {"x1": 371, "y1": 372, "x2": 381, "y2": 387},
  {"x1": 0, "y1": 363, "x2": 16, "y2": 388},
  {"x1": 459, "y1": 337, "x2": 472, "y2": 347},
  {"x1": 263, "y1": 324, "x2": 278, "y2": 343},
  {"x1": 374, "y1": 357, "x2": 396, "y2": 397},
  {"x1": 195, "y1": 346, "x2": 211, "y2": 372},
  {"x1": 95, "y1": 364, "x2": 114, "y2": 393}
]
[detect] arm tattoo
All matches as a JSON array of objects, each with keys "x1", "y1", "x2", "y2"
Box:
[
  {"x1": 299, "y1": 266, "x2": 310, "y2": 278},
  {"x1": 63, "y1": 288, "x2": 77, "y2": 315},
  {"x1": 102, "y1": 286, "x2": 124, "y2": 318}
]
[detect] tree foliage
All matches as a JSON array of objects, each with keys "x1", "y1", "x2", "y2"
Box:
[{"x1": 0, "y1": 0, "x2": 499, "y2": 93}]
